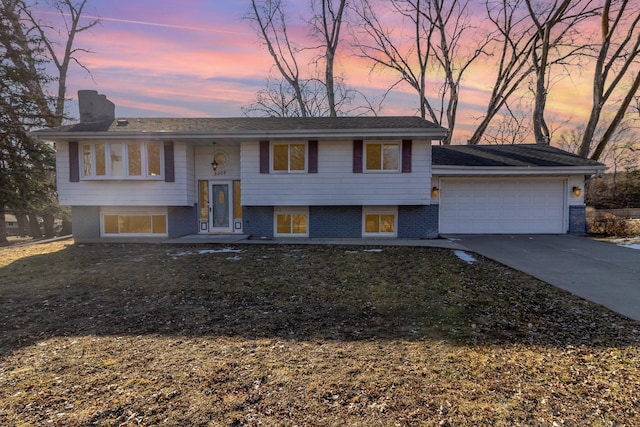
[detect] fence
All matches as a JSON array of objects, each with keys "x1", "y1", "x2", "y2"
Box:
[{"x1": 588, "y1": 208, "x2": 640, "y2": 219}]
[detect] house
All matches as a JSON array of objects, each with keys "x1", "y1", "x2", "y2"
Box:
[{"x1": 34, "y1": 90, "x2": 605, "y2": 242}]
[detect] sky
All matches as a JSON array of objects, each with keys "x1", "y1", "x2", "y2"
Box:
[{"x1": 32, "y1": 0, "x2": 605, "y2": 144}]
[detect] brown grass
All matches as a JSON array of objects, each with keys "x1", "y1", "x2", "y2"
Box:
[{"x1": 1, "y1": 240, "x2": 639, "y2": 426}]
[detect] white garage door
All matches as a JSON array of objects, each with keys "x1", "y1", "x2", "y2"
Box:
[{"x1": 439, "y1": 178, "x2": 566, "y2": 234}]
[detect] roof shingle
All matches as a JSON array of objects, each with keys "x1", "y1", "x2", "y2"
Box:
[{"x1": 432, "y1": 144, "x2": 604, "y2": 168}]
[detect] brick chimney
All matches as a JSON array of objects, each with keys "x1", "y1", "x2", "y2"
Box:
[{"x1": 78, "y1": 90, "x2": 115, "y2": 123}]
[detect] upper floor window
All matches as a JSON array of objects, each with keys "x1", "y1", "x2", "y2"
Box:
[
  {"x1": 82, "y1": 142, "x2": 163, "y2": 179},
  {"x1": 365, "y1": 142, "x2": 399, "y2": 172},
  {"x1": 272, "y1": 143, "x2": 306, "y2": 173}
]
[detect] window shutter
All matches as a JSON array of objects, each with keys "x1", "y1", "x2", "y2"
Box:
[
  {"x1": 402, "y1": 139, "x2": 412, "y2": 173},
  {"x1": 259, "y1": 140, "x2": 270, "y2": 174},
  {"x1": 308, "y1": 140, "x2": 318, "y2": 173},
  {"x1": 69, "y1": 141, "x2": 79, "y2": 182},
  {"x1": 353, "y1": 140, "x2": 363, "y2": 173},
  {"x1": 164, "y1": 141, "x2": 175, "y2": 182}
]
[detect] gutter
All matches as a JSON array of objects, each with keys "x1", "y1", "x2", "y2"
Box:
[
  {"x1": 33, "y1": 128, "x2": 448, "y2": 142},
  {"x1": 432, "y1": 164, "x2": 607, "y2": 176}
]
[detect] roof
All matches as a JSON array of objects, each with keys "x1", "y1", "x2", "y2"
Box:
[
  {"x1": 432, "y1": 144, "x2": 604, "y2": 168},
  {"x1": 34, "y1": 116, "x2": 448, "y2": 141}
]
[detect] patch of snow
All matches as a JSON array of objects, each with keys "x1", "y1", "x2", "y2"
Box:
[
  {"x1": 454, "y1": 250, "x2": 476, "y2": 264},
  {"x1": 226, "y1": 256, "x2": 242, "y2": 261},
  {"x1": 170, "y1": 247, "x2": 244, "y2": 259},
  {"x1": 363, "y1": 249, "x2": 383, "y2": 253},
  {"x1": 612, "y1": 238, "x2": 640, "y2": 250}
]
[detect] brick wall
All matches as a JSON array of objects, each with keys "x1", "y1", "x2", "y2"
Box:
[
  {"x1": 309, "y1": 206, "x2": 362, "y2": 238},
  {"x1": 398, "y1": 205, "x2": 439, "y2": 238},
  {"x1": 569, "y1": 205, "x2": 587, "y2": 235},
  {"x1": 168, "y1": 206, "x2": 197, "y2": 237},
  {"x1": 243, "y1": 206, "x2": 274, "y2": 238}
]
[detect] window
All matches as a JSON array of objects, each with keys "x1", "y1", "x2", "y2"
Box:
[
  {"x1": 272, "y1": 143, "x2": 306, "y2": 172},
  {"x1": 274, "y1": 207, "x2": 308, "y2": 236},
  {"x1": 82, "y1": 142, "x2": 163, "y2": 179},
  {"x1": 363, "y1": 207, "x2": 397, "y2": 237},
  {"x1": 365, "y1": 142, "x2": 399, "y2": 172},
  {"x1": 102, "y1": 214, "x2": 167, "y2": 235}
]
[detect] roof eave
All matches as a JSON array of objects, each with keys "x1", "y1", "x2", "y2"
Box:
[
  {"x1": 432, "y1": 165, "x2": 607, "y2": 175},
  {"x1": 33, "y1": 127, "x2": 448, "y2": 142}
]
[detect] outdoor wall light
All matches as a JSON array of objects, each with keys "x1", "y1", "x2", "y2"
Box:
[
  {"x1": 431, "y1": 186, "x2": 440, "y2": 198},
  {"x1": 572, "y1": 186, "x2": 582, "y2": 197},
  {"x1": 211, "y1": 142, "x2": 218, "y2": 172}
]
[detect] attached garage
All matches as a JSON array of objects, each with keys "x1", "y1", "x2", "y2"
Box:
[
  {"x1": 432, "y1": 144, "x2": 607, "y2": 235},
  {"x1": 438, "y1": 177, "x2": 566, "y2": 234}
]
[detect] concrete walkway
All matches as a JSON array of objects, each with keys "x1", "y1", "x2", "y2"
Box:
[{"x1": 452, "y1": 234, "x2": 640, "y2": 322}]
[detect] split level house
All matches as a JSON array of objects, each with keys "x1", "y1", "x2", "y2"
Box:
[{"x1": 34, "y1": 90, "x2": 606, "y2": 242}]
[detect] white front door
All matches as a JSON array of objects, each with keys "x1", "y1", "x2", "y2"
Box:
[{"x1": 210, "y1": 182, "x2": 233, "y2": 232}]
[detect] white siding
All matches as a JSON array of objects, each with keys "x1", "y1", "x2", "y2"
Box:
[
  {"x1": 241, "y1": 139, "x2": 432, "y2": 206},
  {"x1": 193, "y1": 145, "x2": 241, "y2": 181},
  {"x1": 56, "y1": 141, "x2": 194, "y2": 206}
]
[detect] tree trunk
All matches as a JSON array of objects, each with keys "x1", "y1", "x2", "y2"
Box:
[
  {"x1": 42, "y1": 213, "x2": 55, "y2": 238},
  {"x1": 28, "y1": 213, "x2": 42, "y2": 238},
  {"x1": 16, "y1": 214, "x2": 28, "y2": 237},
  {"x1": 0, "y1": 205, "x2": 7, "y2": 244},
  {"x1": 61, "y1": 219, "x2": 73, "y2": 236}
]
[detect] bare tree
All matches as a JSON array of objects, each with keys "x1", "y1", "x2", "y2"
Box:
[
  {"x1": 466, "y1": 0, "x2": 537, "y2": 145},
  {"x1": 578, "y1": 0, "x2": 640, "y2": 160},
  {"x1": 524, "y1": 0, "x2": 599, "y2": 145},
  {"x1": 353, "y1": 0, "x2": 488, "y2": 143},
  {"x1": 247, "y1": 0, "x2": 361, "y2": 117},
  {"x1": 23, "y1": 0, "x2": 99, "y2": 126},
  {"x1": 248, "y1": 0, "x2": 309, "y2": 116},
  {"x1": 481, "y1": 101, "x2": 532, "y2": 145},
  {"x1": 1, "y1": 0, "x2": 98, "y2": 238},
  {"x1": 309, "y1": 0, "x2": 347, "y2": 117},
  {"x1": 353, "y1": 0, "x2": 436, "y2": 122}
]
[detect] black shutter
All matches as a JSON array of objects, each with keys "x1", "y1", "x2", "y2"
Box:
[
  {"x1": 164, "y1": 141, "x2": 175, "y2": 182},
  {"x1": 353, "y1": 139, "x2": 363, "y2": 173},
  {"x1": 69, "y1": 141, "x2": 79, "y2": 182},
  {"x1": 308, "y1": 140, "x2": 318, "y2": 173},
  {"x1": 259, "y1": 140, "x2": 270, "y2": 174},
  {"x1": 402, "y1": 139, "x2": 412, "y2": 173}
]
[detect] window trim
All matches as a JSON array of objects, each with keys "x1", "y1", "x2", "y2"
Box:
[
  {"x1": 362, "y1": 206, "x2": 398, "y2": 237},
  {"x1": 270, "y1": 142, "x2": 308, "y2": 174},
  {"x1": 81, "y1": 141, "x2": 164, "y2": 180},
  {"x1": 363, "y1": 141, "x2": 401, "y2": 173},
  {"x1": 274, "y1": 206, "x2": 309, "y2": 237}
]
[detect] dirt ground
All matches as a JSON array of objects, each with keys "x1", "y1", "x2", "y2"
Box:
[{"x1": 1, "y1": 239, "x2": 639, "y2": 426}]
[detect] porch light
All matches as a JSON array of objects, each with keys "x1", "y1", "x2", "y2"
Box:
[
  {"x1": 211, "y1": 142, "x2": 218, "y2": 172},
  {"x1": 431, "y1": 186, "x2": 440, "y2": 198},
  {"x1": 572, "y1": 186, "x2": 582, "y2": 197}
]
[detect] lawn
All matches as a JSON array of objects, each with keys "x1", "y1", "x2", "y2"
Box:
[{"x1": 0, "y1": 240, "x2": 639, "y2": 426}]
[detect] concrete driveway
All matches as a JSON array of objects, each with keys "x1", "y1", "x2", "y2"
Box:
[{"x1": 454, "y1": 235, "x2": 640, "y2": 322}]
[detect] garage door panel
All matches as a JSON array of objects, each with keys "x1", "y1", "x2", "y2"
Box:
[{"x1": 439, "y1": 178, "x2": 566, "y2": 234}]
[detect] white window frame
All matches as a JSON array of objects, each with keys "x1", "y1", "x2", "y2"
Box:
[
  {"x1": 100, "y1": 206, "x2": 168, "y2": 237},
  {"x1": 364, "y1": 141, "x2": 400, "y2": 173},
  {"x1": 271, "y1": 142, "x2": 308, "y2": 173},
  {"x1": 274, "y1": 206, "x2": 309, "y2": 237},
  {"x1": 81, "y1": 141, "x2": 164, "y2": 180},
  {"x1": 362, "y1": 206, "x2": 398, "y2": 237}
]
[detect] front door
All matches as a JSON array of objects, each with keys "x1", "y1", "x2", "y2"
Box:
[{"x1": 210, "y1": 182, "x2": 232, "y2": 232}]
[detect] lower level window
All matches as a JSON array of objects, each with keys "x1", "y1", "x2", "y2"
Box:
[
  {"x1": 103, "y1": 214, "x2": 167, "y2": 235},
  {"x1": 363, "y1": 207, "x2": 397, "y2": 236},
  {"x1": 274, "y1": 207, "x2": 308, "y2": 236}
]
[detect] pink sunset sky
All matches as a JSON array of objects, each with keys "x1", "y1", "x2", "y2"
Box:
[{"x1": 34, "y1": 0, "x2": 600, "y2": 144}]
